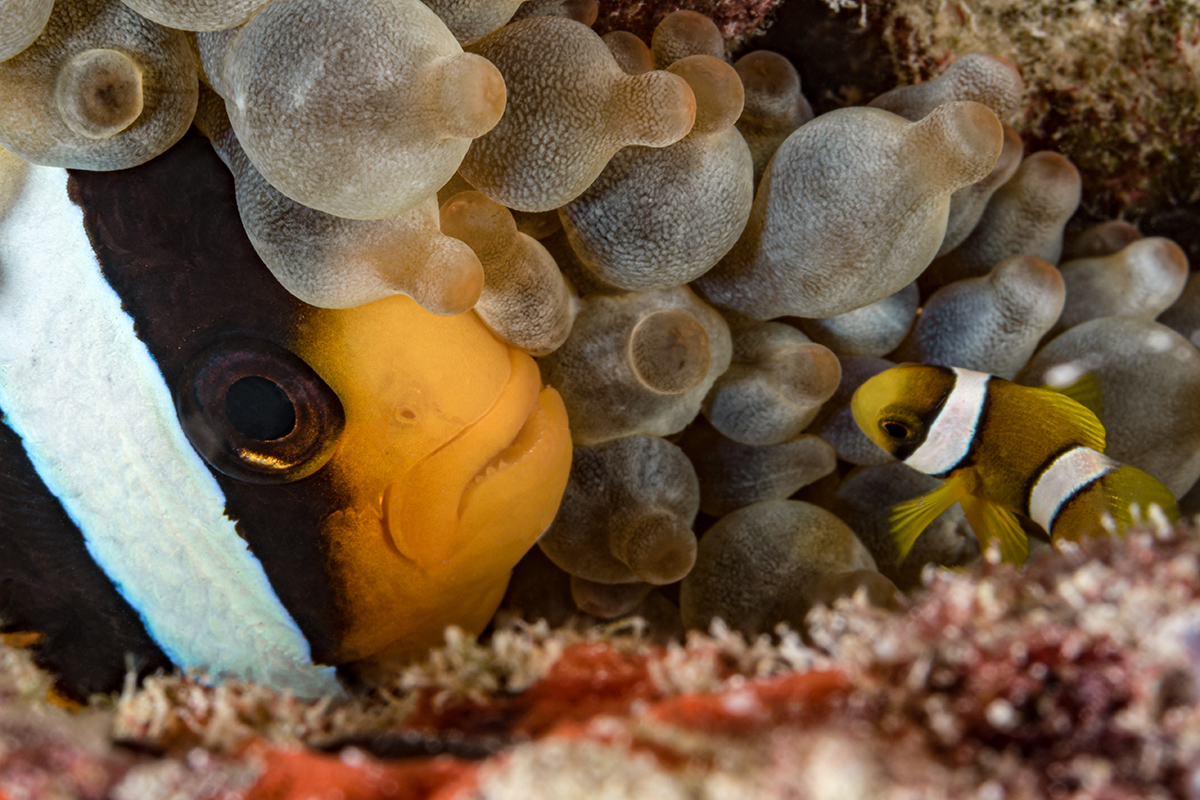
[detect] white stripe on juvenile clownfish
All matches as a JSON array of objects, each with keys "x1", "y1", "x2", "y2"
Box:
[
  {"x1": 1028, "y1": 446, "x2": 1119, "y2": 532},
  {"x1": 0, "y1": 163, "x2": 339, "y2": 697},
  {"x1": 904, "y1": 367, "x2": 990, "y2": 476}
]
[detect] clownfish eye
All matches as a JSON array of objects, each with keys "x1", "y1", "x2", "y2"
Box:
[
  {"x1": 224, "y1": 376, "x2": 297, "y2": 441},
  {"x1": 176, "y1": 340, "x2": 345, "y2": 484},
  {"x1": 881, "y1": 420, "x2": 911, "y2": 440}
]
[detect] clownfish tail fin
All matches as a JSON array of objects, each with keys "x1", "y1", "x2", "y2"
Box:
[
  {"x1": 889, "y1": 476, "x2": 969, "y2": 563},
  {"x1": 959, "y1": 495, "x2": 1030, "y2": 566},
  {"x1": 1101, "y1": 465, "x2": 1181, "y2": 530}
]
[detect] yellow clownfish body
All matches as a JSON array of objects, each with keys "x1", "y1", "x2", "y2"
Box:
[{"x1": 851, "y1": 364, "x2": 1179, "y2": 565}]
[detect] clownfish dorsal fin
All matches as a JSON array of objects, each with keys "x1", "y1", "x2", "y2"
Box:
[
  {"x1": 959, "y1": 495, "x2": 1030, "y2": 566},
  {"x1": 1024, "y1": 385, "x2": 1107, "y2": 452},
  {"x1": 889, "y1": 475, "x2": 970, "y2": 563},
  {"x1": 1041, "y1": 372, "x2": 1103, "y2": 420}
]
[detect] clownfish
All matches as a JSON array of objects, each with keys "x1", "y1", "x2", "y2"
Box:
[
  {"x1": 0, "y1": 135, "x2": 571, "y2": 700},
  {"x1": 851, "y1": 363, "x2": 1179, "y2": 565}
]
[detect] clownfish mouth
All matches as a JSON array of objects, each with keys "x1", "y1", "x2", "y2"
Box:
[
  {"x1": 458, "y1": 388, "x2": 554, "y2": 515},
  {"x1": 383, "y1": 347, "x2": 570, "y2": 572}
]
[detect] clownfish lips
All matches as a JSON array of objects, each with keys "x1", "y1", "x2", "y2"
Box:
[{"x1": 382, "y1": 347, "x2": 571, "y2": 573}]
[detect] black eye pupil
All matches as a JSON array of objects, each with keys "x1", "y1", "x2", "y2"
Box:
[
  {"x1": 224, "y1": 376, "x2": 296, "y2": 441},
  {"x1": 882, "y1": 421, "x2": 909, "y2": 439}
]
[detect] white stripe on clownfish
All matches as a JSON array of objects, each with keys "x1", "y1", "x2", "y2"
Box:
[
  {"x1": 1028, "y1": 445, "x2": 1119, "y2": 532},
  {"x1": 0, "y1": 161, "x2": 339, "y2": 698},
  {"x1": 904, "y1": 367, "x2": 990, "y2": 476}
]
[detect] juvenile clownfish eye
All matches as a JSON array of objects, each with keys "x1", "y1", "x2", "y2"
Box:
[
  {"x1": 881, "y1": 420, "x2": 911, "y2": 440},
  {"x1": 177, "y1": 339, "x2": 345, "y2": 484}
]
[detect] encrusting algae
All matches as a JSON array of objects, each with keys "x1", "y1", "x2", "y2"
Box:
[{"x1": 0, "y1": 4, "x2": 1199, "y2": 791}]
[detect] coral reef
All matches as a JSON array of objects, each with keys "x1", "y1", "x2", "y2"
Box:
[
  {"x1": 4, "y1": 526, "x2": 1200, "y2": 797},
  {"x1": 881, "y1": 0, "x2": 1200, "y2": 223}
]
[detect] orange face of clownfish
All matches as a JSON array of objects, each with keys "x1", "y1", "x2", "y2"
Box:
[
  {"x1": 0, "y1": 137, "x2": 571, "y2": 700},
  {"x1": 292, "y1": 298, "x2": 571, "y2": 668}
]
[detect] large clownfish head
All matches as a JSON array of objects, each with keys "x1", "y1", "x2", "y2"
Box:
[{"x1": 175, "y1": 294, "x2": 572, "y2": 671}]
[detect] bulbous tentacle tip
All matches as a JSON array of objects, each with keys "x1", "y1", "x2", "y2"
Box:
[
  {"x1": 619, "y1": 70, "x2": 697, "y2": 147},
  {"x1": 1020, "y1": 150, "x2": 1083, "y2": 207},
  {"x1": 55, "y1": 48, "x2": 144, "y2": 140},
  {"x1": 401, "y1": 237, "x2": 485, "y2": 316},
  {"x1": 439, "y1": 189, "x2": 516, "y2": 252},
  {"x1": 779, "y1": 342, "x2": 842, "y2": 406},
  {"x1": 603, "y1": 30, "x2": 653, "y2": 75},
  {"x1": 430, "y1": 53, "x2": 507, "y2": 140},
  {"x1": 991, "y1": 253, "x2": 1064, "y2": 296},
  {"x1": 569, "y1": 574, "x2": 651, "y2": 618},
  {"x1": 918, "y1": 100, "x2": 1005, "y2": 190},
  {"x1": 560, "y1": 0, "x2": 599, "y2": 26},
  {"x1": 628, "y1": 308, "x2": 712, "y2": 395},
  {"x1": 1062, "y1": 220, "x2": 1143, "y2": 261},
  {"x1": 650, "y1": 10, "x2": 724, "y2": 69},
  {"x1": 0, "y1": 0, "x2": 54, "y2": 61},
  {"x1": 667, "y1": 55, "x2": 743, "y2": 136},
  {"x1": 734, "y1": 49, "x2": 802, "y2": 118},
  {"x1": 610, "y1": 509, "x2": 697, "y2": 585}
]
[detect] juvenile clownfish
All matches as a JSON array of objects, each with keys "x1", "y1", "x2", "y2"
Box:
[
  {"x1": 851, "y1": 363, "x2": 1180, "y2": 565},
  {"x1": 0, "y1": 136, "x2": 571, "y2": 700}
]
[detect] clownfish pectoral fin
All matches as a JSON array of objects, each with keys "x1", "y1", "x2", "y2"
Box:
[
  {"x1": 889, "y1": 476, "x2": 969, "y2": 563},
  {"x1": 959, "y1": 495, "x2": 1030, "y2": 566},
  {"x1": 1043, "y1": 373, "x2": 1103, "y2": 420}
]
